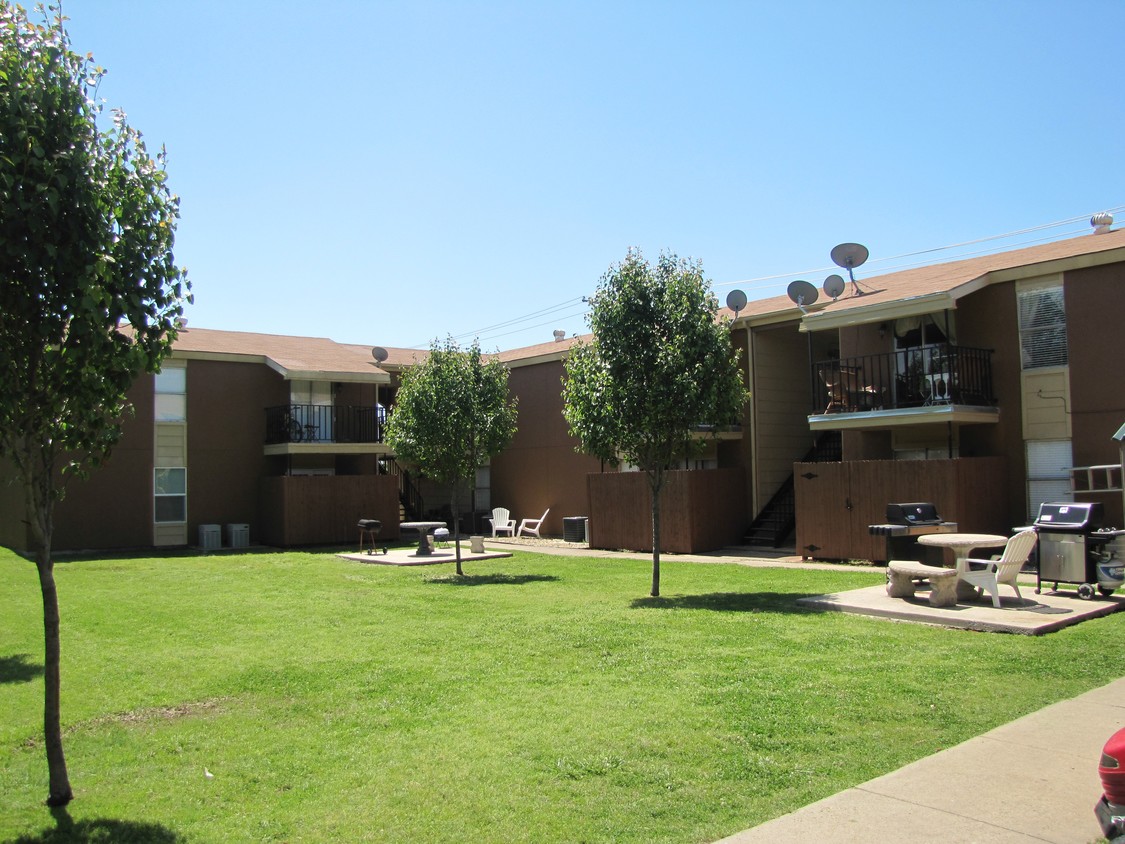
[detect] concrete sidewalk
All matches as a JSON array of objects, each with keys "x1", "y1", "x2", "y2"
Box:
[{"x1": 718, "y1": 677, "x2": 1125, "y2": 844}]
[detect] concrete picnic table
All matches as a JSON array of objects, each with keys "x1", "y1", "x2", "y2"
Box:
[
  {"x1": 399, "y1": 521, "x2": 447, "y2": 557},
  {"x1": 917, "y1": 532, "x2": 1008, "y2": 600}
]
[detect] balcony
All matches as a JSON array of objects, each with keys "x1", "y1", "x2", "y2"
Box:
[
  {"x1": 265, "y1": 404, "x2": 386, "y2": 448},
  {"x1": 809, "y1": 344, "x2": 999, "y2": 430}
]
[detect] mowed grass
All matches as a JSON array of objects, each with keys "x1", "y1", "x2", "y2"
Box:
[{"x1": 2, "y1": 546, "x2": 1124, "y2": 843}]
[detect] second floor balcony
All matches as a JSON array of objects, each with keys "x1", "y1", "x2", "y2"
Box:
[
  {"x1": 810, "y1": 344, "x2": 998, "y2": 428},
  {"x1": 265, "y1": 404, "x2": 386, "y2": 446}
]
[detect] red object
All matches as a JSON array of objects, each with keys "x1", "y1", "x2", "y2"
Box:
[{"x1": 1100, "y1": 727, "x2": 1125, "y2": 806}]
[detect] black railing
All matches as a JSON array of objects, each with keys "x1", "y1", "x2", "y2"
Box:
[
  {"x1": 812, "y1": 344, "x2": 994, "y2": 415},
  {"x1": 265, "y1": 404, "x2": 386, "y2": 444},
  {"x1": 382, "y1": 456, "x2": 423, "y2": 521}
]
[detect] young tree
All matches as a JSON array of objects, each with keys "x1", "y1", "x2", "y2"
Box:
[
  {"x1": 563, "y1": 249, "x2": 746, "y2": 597},
  {"x1": 385, "y1": 337, "x2": 517, "y2": 575},
  {"x1": 0, "y1": 4, "x2": 190, "y2": 805}
]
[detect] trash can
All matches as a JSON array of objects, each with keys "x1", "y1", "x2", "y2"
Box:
[{"x1": 563, "y1": 517, "x2": 588, "y2": 543}]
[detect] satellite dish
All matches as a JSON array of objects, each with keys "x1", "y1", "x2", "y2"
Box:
[
  {"x1": 371, "y1": 346, "x2": 389, "y2": 363},
  {"x1": 725, "y1": 289, "x2": 747, "y2": 316},
  {"x1": 830, "y1": 242, "x2": 872, "y2": 296},
  {"x1": 823, "y1": 274, "x2": 846, "y2": 300},
  {"x1": 787, "y1": 280, "x2": 819, "y2": 313}
]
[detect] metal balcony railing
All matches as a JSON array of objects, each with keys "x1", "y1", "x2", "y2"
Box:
[
  {"x1": 265, "y1": 404, "x2": 386, "y2": 444},
  {"x1": 812, "y1": 344, "x2": 995, "y2": 415}
]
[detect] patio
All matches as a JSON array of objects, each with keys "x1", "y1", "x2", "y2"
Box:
[{"x1": 797, "y1": 581, "x2": 1125, "y2": 634}]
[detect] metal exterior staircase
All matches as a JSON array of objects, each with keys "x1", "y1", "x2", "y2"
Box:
[{"x1": 743, "y1": 431, "x2": 841, "y2": 548}]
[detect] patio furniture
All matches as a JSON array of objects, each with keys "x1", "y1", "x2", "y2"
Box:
[
  {"x1": 517, "y1": 508, "x2": 550, "y2": 538},
  {"x1": 960, "y1": 529, "x2": 1037, "y2": 608},
  {"x1": 886, "y1": 560, "x2": 959, "y2": 607},
  {"x1": 916, "y1": 532, "x2": 1009, "y2": 601},
  {"x1": 489, "y1": 507, "x2": 515, "y2": 537},
  {"x1": 399, "y1": 521, "x2": 447, "y2": 557}
]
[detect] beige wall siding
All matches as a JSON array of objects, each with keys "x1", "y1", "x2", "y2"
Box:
[{"x1": 750, "y1": 322, "x2": 813, "y2": 511}]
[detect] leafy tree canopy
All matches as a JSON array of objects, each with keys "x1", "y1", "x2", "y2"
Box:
[
  {"x1": 385, "y1": 337, "x2": 517, "y2": 572},
  {"x1": 562, "y1": 249, "x2": 746, "y2": 595},
  {"x1": 0, "y1": 2, "x2": 190, "y2": 806}
]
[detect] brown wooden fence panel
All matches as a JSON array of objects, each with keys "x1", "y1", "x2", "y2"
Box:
[
  {"x1": 587, "y1": 469, "x2": 746, "y2": 554},
  {"x1": 795, "y1": 457, "x2": 1008, "y2": 562},
  {"x1": 260, "y1": 475, "x2": 400, "y2": 547}
]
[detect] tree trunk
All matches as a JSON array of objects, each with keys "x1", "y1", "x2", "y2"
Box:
[
  {"x1": 650, "y1": 470, "x2": 664, "y2": 597},
  {"x1": 450, "y1": 485, "x2": 463, "y2": 576},
  {"x1": 36, "y1": 552, "x2": 73, "y2": 806}
]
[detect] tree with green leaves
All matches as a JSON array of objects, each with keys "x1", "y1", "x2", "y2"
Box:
[
  {"x1": 563, "y1": 249, "x2": 746, "y2": 597},
  {"x1": 0, "y1": 3, "x2": 190, "y2": 805},
  {"x1": 385, "y1": 337, "x2": 518, "y2": 575}
]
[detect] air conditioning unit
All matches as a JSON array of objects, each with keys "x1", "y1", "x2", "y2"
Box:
[
  {"x1": 225, "y1": 523, "x2": 249, "y2": 549},
  {"x1": 198, "y1": 524, "x2": 221, "y2": 551}
]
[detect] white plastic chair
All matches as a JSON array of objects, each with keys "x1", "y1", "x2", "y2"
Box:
[
  {"x1": 488, "y1": 508, "x2": 515, "y2": 537},
  {"x1": 960, "y1": 529, "x2": 1037, "y2": 609},
  {"x1": 517, "y1": 509, "x2": 550, "y2": 538}
]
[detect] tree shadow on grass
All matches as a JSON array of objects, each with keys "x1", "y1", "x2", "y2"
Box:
[
  {"x1": 0, "y1": 654, "x2": 43, "y2": 684},
  {"x1": 630, "y1": 591, "x2": 820, "y2": 614},
  {"x1": 424, "y1": 573, "x2": 560, "y2": 587},
  {"x1": 9, "y1": 806, "x2": 185, "y2": 843}
]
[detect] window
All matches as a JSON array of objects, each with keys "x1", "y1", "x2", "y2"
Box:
[
  {"x1": 154, "y1": 467, "x2": 186, "y2": 523},
  {"x1": 155, "y1": 365, "x2": 186, "y2": 421},
  {"x1": 1026, "y1": 440, "x2": 1072, "y2": 521},
  {"x1": 1018, "y1": 285, "x2": 1067, "y2": 370}
]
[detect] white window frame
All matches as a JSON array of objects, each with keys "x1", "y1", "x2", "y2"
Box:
[
  {"x1": 154, "y1": 467, "x2": 187, "y2": 524},
  {"x1": 155, "y1": 364, "x2": 187, "y2": 422},
  {"x1": 1017, "y1": 282, "x2": 1068, "y2": 371}
]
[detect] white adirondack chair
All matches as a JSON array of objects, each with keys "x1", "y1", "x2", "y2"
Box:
[
  {"x1": 960, "y1": 529, "x2": 1037, "y2": 609},
  {"x1": 517, "y1": 509, "x2": 550, "y2": 538},
  {"x1": 489, "y1": 508, "x2": 515, "y2": 537}
]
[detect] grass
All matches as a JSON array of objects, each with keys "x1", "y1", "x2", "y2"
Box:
[{"x1": 2, "y1": 546, "x2": 1124, "y2": 843}]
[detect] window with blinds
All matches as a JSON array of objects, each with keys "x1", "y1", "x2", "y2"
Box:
[
  {"x1": 1017, "y1": 285, "x2": 1067, "y2": 370},
  {"x1": 1026, "y1": 439, "x2": 1072, "y2": 520}
]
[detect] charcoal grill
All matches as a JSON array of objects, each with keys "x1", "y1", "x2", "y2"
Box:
[
  {"x1": 358, "y1": 519, "x2": 387, "y2": 555},
  {"x1": 868, "y1": 502, "x2": 959, "y2": 564},
  {"x1": 1033, "y1": 501, "x2": 1124, "y2": 599}
]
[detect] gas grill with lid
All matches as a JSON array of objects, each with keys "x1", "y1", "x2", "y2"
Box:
[
  {"x1": 868, "y1": 502, "x2": 958, "y2": 564},
  {"x1": 1033, "y1": 501, "x2": 1124, "y2": 599}
]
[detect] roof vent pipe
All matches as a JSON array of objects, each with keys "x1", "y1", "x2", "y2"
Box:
[
  {"x1": 1091, "y1": 212, "x2": 1114, "y2": 234},
  {"x1": 553, "y1": 329, "x2": 566, "y2": 342}
]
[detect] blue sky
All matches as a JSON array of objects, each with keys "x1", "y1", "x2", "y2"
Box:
[{"x1": 62, "y1": 1, "x2": 1123, "y2": 351}]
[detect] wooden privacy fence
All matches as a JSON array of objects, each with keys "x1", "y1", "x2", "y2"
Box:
[
  {"x1": 794, "y1": 457, "x2": 1008, "y2": 562},
  {"x1": 260, "y1": 475, "x2": 400, "y2": 547},
  {"x1": 587, "y1": 468, "x2": 746, "y2": 554}
]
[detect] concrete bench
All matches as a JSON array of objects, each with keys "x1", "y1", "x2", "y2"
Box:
[{"x1": 886, "y1": 560, "x2": 959, "y2": 607}]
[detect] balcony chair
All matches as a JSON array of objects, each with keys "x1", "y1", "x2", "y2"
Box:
[
  {"x1": 488, "y1": 507, "x2": 515, "y2": 537},
  {"x1": 517, "y1": 509, "x2": 550, "y2": 538},
  {"x1": 960, "y1": 529, "x2": 1037, "y2": 609}
]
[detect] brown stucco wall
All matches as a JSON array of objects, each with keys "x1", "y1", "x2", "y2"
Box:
[
  {"x1": 953, "y1": 282, "x2": 1026, "y2": 527},
  {"x1": 46, "y1": 377, "x2": 156, "y2": 552},
  {"x1": 1065, "y1": 261, "x2": 1125, "y2": 525},
  {"x1": 185, "y1": 360, "x2": 287, "y2": 545},
  {"x1": 490, "y1": 358, "x2": 601, "y2": 536}
]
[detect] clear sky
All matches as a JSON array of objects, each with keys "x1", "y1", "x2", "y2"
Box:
[{"x1": 61, "y1": 1, "x2": 1124, "y2": 352}]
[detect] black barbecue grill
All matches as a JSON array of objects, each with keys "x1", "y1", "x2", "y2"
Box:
[
  {"x1": 1033, "y1": 501, "x2": 1124, "y2": 599},
  {"x1": 868, "y1": 502, "x2": 959, "y2": 564}
]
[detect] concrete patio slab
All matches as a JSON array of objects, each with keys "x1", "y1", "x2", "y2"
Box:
[
  {"x1": 797, "y1": 582, "x2": 1124, "y2": 634},
  {"x1": 336, "y1": 546, "x2": 513, "y2": 566}
]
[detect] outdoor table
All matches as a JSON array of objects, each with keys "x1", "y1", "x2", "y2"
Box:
[
  {"x1": 917, "y1": 532, "x2": 1008, "y2": 600},
  {"x1": 399, "y1": 521, "x2": 447, "y2": 557}
]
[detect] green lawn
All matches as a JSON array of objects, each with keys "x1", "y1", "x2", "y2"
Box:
[{"x1": 2, "y1": 546, "x2": 1123, "y2": 843}]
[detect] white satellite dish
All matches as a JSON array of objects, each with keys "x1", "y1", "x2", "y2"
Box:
[
  {"x1": 823, "y1": 274, "x2": 846, "y2": 300},
  {"x1": 725, "y1": 289, "x2": 747, "y2": 316},
  {"x1": 787, "y1": 280, "x2": 819, "y2": 314},
  {"x1": 371, "y1": 346, "x2": 389, "y2": 363}
]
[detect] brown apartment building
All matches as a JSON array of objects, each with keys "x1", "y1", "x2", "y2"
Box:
[{"x1": 3, "y1": 227, "x2": 1125, "y2": 560}]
